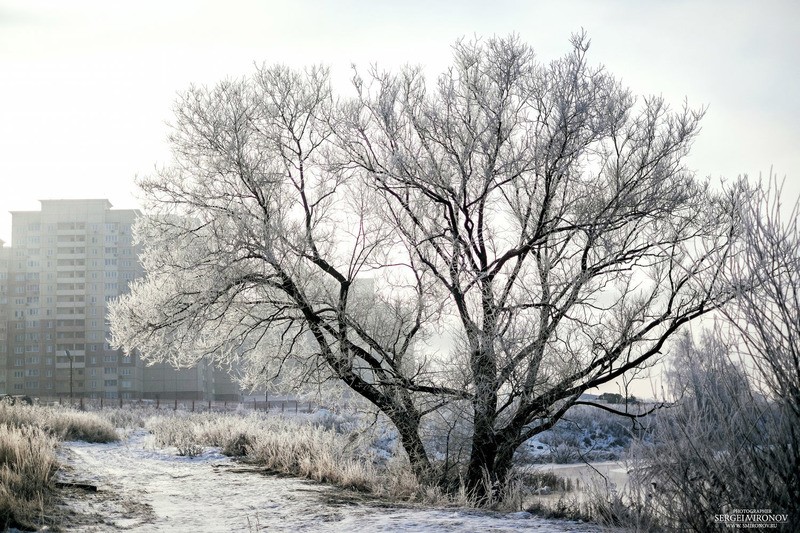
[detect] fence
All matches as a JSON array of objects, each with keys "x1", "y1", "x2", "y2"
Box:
[{"x1": 37, "y1": 396, "x2": 319, "y2": 414}]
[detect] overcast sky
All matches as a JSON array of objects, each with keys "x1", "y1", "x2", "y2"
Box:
[{"x1": 1, "y1": 0, "x2": 798, "y2": 244}]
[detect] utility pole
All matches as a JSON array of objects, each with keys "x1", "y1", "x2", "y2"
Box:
[{"x1": 66, "y1": 349, "x2": 73, "y2": 405}]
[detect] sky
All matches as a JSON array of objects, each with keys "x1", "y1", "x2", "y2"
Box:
[{"x1": 1, "y1": 0, "x2": 799, "y2": 244}]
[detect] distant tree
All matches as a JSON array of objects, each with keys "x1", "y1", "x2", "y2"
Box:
[
  {"x1": 667, "y1": 331, "x2": 751, "y2": 422},
  {"x1": 110, "y1": 33, "x2": 738, "y2": 500}
]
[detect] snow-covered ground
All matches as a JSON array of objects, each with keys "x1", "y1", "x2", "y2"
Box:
[{"x1": 55, "y1": 430, "x2": 604, "y2": 532}]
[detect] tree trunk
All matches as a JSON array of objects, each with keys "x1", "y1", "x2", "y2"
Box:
[
  {"x1": 387, "y1": 408, "x2": 433, "y2": 484},
  {"x1": 465, "y1": 391, "x2": 500, "y2": 500},
  {"x1": 465, "y1": 425, "x2": 523, "y2": 502}
]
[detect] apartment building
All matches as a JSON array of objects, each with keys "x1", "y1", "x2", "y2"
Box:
[
  {"x1": 0, "y1": 239, "x2": 10, "y2": 393},
  {"x1": 0, "y1": 199, "x2": 241, "y2": 401}
]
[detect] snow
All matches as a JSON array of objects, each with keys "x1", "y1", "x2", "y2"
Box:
[{"x1": 55, "y1": 430, "x2": 604, "y2": 532}]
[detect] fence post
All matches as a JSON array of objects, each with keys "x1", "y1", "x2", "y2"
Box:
[
  {"x1": 192, "y1": 399, "x2": 195, "y2": 412},
  {"x1": 174, "y1": 396, "x2": 178, "y2": 411},
  {"x1": 295, "y1": 401, "x2": 298, "y2": 414}
]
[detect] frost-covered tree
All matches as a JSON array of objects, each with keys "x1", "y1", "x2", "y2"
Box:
[
  {"x1": 109, "y1": 66, "x2": 449, "y2": 483},
  {"x1": 336, "y1": 33, "x2": 738, "y2": 495},
  {"x1": 721, "y1": 177, "x2": 800, "y2": 510},
  {"x1": 618, "y1": 180, "x2": 798, "y2": 531},
  {"x1": 110, "y1": 34, "x2": 738, "y2": 499}
]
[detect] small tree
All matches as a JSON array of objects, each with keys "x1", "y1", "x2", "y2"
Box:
[{"x1": 110, "y1": 34, "x2": 738, "y2": 499}]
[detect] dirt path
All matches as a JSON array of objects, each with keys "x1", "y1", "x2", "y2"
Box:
[{"x1": 55, "y1": 430, "x2": 602, "y2": 532}]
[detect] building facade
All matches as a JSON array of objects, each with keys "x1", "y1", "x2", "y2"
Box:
[
  {"x1": 0, "y1": 239, "x2": 10, "y2": 393},
  {"x1": 0, "y1": 199, "x2": 240, "y2": 401}
]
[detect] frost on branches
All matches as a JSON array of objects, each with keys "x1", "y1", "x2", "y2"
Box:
[{"x1": 110, "y1": 33, "x2": 740, "y2": 499}]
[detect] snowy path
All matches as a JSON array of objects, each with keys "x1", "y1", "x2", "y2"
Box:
[{"x1": 56, "y1": 430, "x2": 602, "y2": 532}]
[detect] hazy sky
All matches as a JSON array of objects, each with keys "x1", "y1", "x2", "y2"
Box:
[{"x1": 1, "y1": 0, "x2": 798, "y2": 244}]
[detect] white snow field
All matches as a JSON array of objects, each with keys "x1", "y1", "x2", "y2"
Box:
[{"x1": 55, "y1": 430, "x2": 604, "y2": 532}]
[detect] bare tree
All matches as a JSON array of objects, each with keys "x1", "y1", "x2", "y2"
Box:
[
  {"x1": 110, "y1": 34, "x2": 738, "y2": 499},
  {"x1": 721, "y1": 177, "x2": 799, "y2": 511},
  {"x1": 109, "y1": 66, "x2": 457, "y2": 483},
  {"x1": 628, "y1": 330, "x2": 794, "y2": 531},
  {"x1": 338, "y1": 33, "x2": 736, "y2": 495},
  {"x1": 621, "y1": 179, "x2": 798, "y2": 531}
]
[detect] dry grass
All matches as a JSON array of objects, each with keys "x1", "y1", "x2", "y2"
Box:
[
  {"x1": 0, "y1": 423, "x2": 58, "y2": 530},
  {"x1": 0, "y1": 403, "x2": 119, "y2": 443},
  {"x1": 0, "y1": 404, "x2": 119, "y2": 531},
  {"x1": 143, "y1": 410, "x2": 531, "y2": 510},
  {"x1": 147, "y1": 411, "x2": 424, "y2": 496}
]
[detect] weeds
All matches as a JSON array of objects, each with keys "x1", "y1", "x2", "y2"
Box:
[
  {"x1": 0, "y1": 424, "x2": 58, "y2": 530},
  {"x1": 0, "y1": 403, "x2": 119, "y2": 530}
]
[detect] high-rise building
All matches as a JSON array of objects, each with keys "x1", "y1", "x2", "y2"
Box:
[
  {"x1": 0, "y1": 239, "x2": 10, "y2": 393},
  {"x1": 0, "y1": 199, "x2": 241, "y2": 401},
  {"x1": 2, "y1": 200, "x2": 143, "y2": 399}
]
